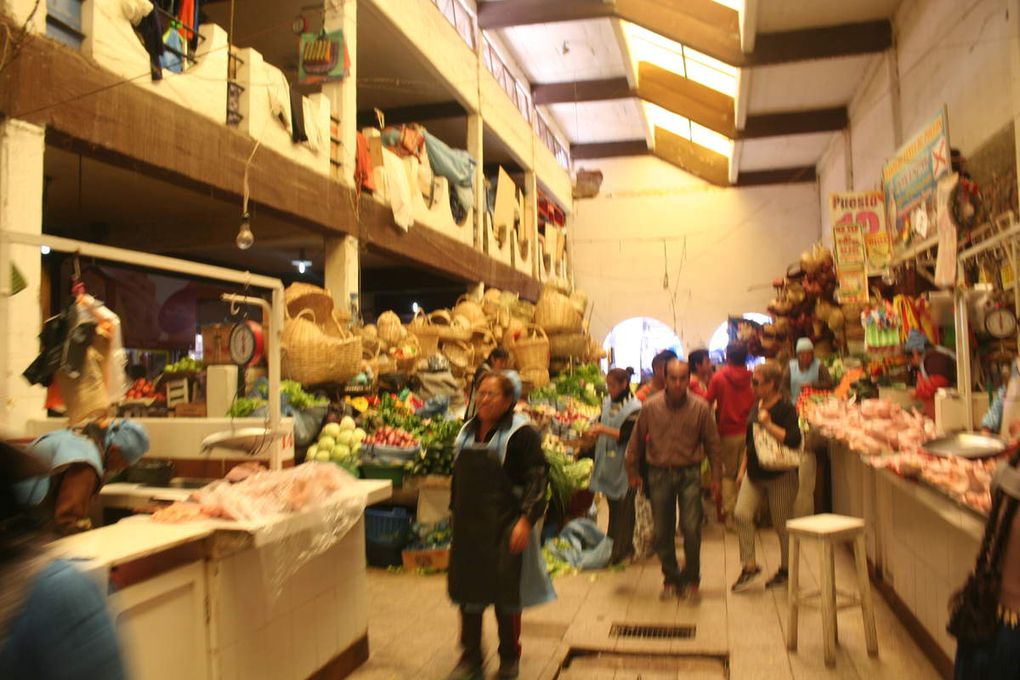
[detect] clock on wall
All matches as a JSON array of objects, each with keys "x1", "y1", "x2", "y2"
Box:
[
  {"x1": 229, "y1": 320, "x2": 264, "y2": 366},
  {"x1": 985, "y1": 307, "x2": 1018, "y2": 339}
]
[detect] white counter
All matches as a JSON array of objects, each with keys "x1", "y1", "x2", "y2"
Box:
[{"x1": 54, "y1": 479, "x2": 391, "y2": 680}]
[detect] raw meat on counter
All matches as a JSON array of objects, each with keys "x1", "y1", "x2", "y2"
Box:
[
  {"x1": 806, "y1": 398, "x2": 936, "y2": 455},
  {"x1": 152, "y1": 462, "x2": 359, "y2": 523},
  {"x1": 870, "y1": 451, "x2": 1003, "y2": 514}
]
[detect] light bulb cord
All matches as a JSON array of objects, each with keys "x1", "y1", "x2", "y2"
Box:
[{"x1": 242, "y1": 138, "x2": 262, "y2": 215}]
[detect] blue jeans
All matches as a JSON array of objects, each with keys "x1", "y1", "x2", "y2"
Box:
[
  {"x1": 955, "y1": 621, "x2": 1020, "y2": 680},
  {"x1": 647, "y1": 464, "x2": 704, "y2": 586}
]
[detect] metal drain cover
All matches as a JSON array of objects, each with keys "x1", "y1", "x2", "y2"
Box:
[
  {"x1": 558, "y1": 649, "x2": 727, "y2": 680},
  {"x1": 609, "y1": 623, "x2": 696, "y2": 640}
]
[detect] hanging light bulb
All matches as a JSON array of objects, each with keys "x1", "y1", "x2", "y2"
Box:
[
  {"x1": 236, "y1": 212, "x2": 254, "y2": 250},
  {"x1": 291, "y1": 248, "x2": 312, "y2": 274}
]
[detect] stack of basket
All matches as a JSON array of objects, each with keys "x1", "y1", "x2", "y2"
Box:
[
  {"x1": 281, "y1": 283, "x2": 361, "y2": 386},
  {"x1": 535, "y1": 285, "x2": 592, "y2": 362},
  {"x1": 511, "y1": 324, "x2": 550, "y2": 388}
]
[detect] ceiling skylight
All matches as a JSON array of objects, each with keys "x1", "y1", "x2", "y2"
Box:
[
  {"x1": 644, "y1": 103, "x2": 734, "y2": 158},
  {"x1": 623, "y1": 23, "x2": 738, "y2": 97}
]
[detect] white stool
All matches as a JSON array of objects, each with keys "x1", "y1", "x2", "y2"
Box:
[{"x1": 785, "y1": 513, "x2": 878, "y2": 667}]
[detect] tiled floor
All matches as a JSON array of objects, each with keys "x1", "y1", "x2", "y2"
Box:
[{"x1": 347, "y1": 519, "x2": 943, "y2": 680}]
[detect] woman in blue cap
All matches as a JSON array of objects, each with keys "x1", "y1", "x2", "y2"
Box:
[
  {"x1": 904, "y1": 329, "x2": 956, "y2": 418},
  {"x1": 15, "y1": 419, "x2": 149, "y2": 535}
]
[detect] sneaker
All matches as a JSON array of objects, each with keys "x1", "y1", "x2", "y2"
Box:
[
  {"x1": 445, "y1": 660, "x2": 483, "y2": 680},
  {"x1": 765, "y1": 569, "x2": 788, "y2": 589},
  {"x1": 731, "y1": 566, "x2": 761, "y2": 593},
  {"x1": 660, "y1": 582, "x2": 681, "y2": 600},
  {"x1": 679, "y1": 582, "x2": 701, "y2": 602},
  {"x1": 497, "y1": 658, "x2": 520, "y2": 679}
]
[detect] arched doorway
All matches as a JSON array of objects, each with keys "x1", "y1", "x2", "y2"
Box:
[
  {"x1": 709, "y1": 313, "x2": 772, "y2": 365},
  {"x1": 602, "y1": 317, "x2": 684, "y2": 380}
]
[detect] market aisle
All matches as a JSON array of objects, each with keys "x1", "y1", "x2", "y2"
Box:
[{"x1": 346, "y1": 521, "x2": 942, "y2": 680}]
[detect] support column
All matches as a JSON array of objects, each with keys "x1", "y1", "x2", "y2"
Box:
[
  {"x1": 466, "y1": 113, "x2": 484, "y2": 249},
  {"x1": 0, "y1": 119, "x2": 46, "y2": 432},
  {"x1": 524, "y1": 171, "x2": 539, "y2": 280},
  {"x1": 323, "y1": 0, "x2": 357, "y2": 185},
  {"x1": 324, "y1": 235, "x2": 360, "y2": 320}
]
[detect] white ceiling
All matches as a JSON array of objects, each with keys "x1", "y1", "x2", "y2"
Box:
[
  {"x1": 545, "y1": 99, "x2": 646, "y2": 144},
  {"x1": 496, "y1": 19, "x2": 627, "y2": 84},
  {"x1": 738, "y1": 131, "x2": 838, "y2": 171},
  {"x1": 756, "y1": 0, "x2": 902, "y2": 32},
  {"x1": 747, "y1": 55, "x2": 877, "y2": 114}
]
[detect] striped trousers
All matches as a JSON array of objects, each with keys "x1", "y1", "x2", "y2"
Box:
[{"x1": 734, "y1": 470, "x2": 798, "y2": 570}]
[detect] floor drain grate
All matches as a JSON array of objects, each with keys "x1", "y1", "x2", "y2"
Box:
[{"x1": 609, "y1": 623, "x2": 696, "y2": 640}]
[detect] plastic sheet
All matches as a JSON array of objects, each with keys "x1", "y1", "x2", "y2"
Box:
[{"x1": 154, "y1": 463, "x2": 367, "y2": 602}]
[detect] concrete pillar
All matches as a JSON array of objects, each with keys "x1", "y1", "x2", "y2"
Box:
[
  {"x1": 323, "y1": 0, "x2": 357, "y2": 186},
  {"x1": 0, "y1": 119, "x2": 46, "y2": 433},
  {"x1": 524, "y1": 171, "x2": 539, "y2": 279},
  {"x1": 466, "y1": 113, "x2": 484, "y2": 249},
  {"x1": 2, "y1": 0, "x2": 46, "y2": 33},
  {"x1": 324, "y1": 235, "x2": 359, "y2": 319}
]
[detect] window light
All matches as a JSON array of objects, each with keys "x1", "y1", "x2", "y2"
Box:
[
  {"x1": 711, "y1": 0, "x2": 743, "y2": 12},
  {"x1": 623, "y1": 23, "x2": 737, "y2": 97},
  {"x1": 644, "y1": 103, "x2": 734, "y2": 159}
]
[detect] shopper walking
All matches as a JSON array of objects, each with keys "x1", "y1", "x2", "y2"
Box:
[
  {"x1": 688, "y1": 349, "x2": 713, "y2": 399},
  {"x1": 706, "y1": 343, "x2": 755, "y2": 530},
  {"x1": 635, "y1": 349, "x2": 677, "y2": 402},
  {"x1": 782, "y1": 337, "x2": 833, "y2": 518},
  {"x1": 447, "y1": 373, "x2": 554, "y2": 680},
  {"x1": 589, "y1": 367, "x2": 641, "y2": 565},
  {"x1": 949, "y1": 445, "x2": 1020, "y2": 680},
  {"x1": 626, "y1": 359, "x2": 721, "y2": 599},
  {"x1": 732, "y1": 360, "x2": 802, "y2": 592}
]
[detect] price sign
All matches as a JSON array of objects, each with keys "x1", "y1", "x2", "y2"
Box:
[
  {"x1": 838, "y1": 268, "x2": 869, "y2": 304},
  {"x1": 833, "y1": 223, "x2": 866, "y2": 268},
  {"x1": 831, "y1": 190, "x2": 889, "y2": 274}
]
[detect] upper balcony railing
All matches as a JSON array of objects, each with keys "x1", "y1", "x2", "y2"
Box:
[{"x1": 431, "y1": 0, "x2": 476, "y2": 50}]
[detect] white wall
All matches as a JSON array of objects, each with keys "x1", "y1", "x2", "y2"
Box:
[
  {"x1": 571, "y1": 155, "x2": 821, "y2": 352},
  {"x1": 817, "y1": 0, "x2": 1020, "y2": 237}
]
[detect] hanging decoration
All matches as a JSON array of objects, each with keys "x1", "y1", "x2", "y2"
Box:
[{"x1": 299, "y1": 28, "x2": 349, "y2": 85}]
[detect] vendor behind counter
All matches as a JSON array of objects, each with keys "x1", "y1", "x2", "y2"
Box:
[{"x1": 904, "y1": 329, "x2": 956, "y2": 418}]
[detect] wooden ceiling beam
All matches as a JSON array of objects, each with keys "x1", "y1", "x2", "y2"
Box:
[
  {"x1": 532, "y1": 78, "x2": 632, "y2": 106},
  {"x1": 1, "y1": 25, "x2": 538, "y2": 299},
  {"x1": 739, "y1": 107, "x2": 847, "y2": 139},
  {"x1": 748, "y1": 21, "x2": 892, "y2": 67},
  {"x1": 735, "y1": 166, "x2": 817, "y2": 186},
  {"x1": 571, "y1": 140, "x2": 649, "y2": 160},
  {"x1": 652, "y1": 127, "x2": 730, "y2": 187},
  {"x1": 477, "y1": 0, "x2": 613, "y2": 29},
  {"x1": 638, "y1": 62, "x2": 735, "y2": 138}
]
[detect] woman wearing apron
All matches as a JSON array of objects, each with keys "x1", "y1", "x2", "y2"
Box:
[
  {"x1": 446, "y1": 373, "x2": 555, "y2": 680},
  {"x1": 589, "y1": 367, "x2": 641, "y2": 565}
]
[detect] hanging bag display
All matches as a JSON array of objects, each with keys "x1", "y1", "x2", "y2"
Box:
[{"x1": 751, "y1": 423, "x2": 803, "y2": 471}]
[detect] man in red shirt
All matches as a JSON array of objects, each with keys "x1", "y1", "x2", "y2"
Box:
[
  {"x1": 706, "y1": 343, "x2": 755, "y2": 530},
  {"x1": 688, "y1": 349, "x2": 713, "y2": 399}
]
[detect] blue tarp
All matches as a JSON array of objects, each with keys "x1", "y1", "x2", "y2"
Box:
[
  {"x1": 423, "y1": 130, "x2": 476, "y2": 216},
  {"x1": 543, "y1": 518, "x2": 613, "y2": 570}
]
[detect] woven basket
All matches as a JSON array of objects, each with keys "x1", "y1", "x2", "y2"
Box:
[
  {"x1": 519, "y1": 367, "x2": 550, "y2": 389},
  {"x1": 472, "y1": 327, "x2": 497, "y2": 364},
  {"x1": 534, "y1": 289, "x2": 582, "y2": 333},
  {"x1": 432, "y1": 310, "x2": 473, "y2": 342},
  {"x1": 407, "y1": 309, "x2": 440, "y2": 356},
  {"x1": 389, "y1": 332, "x2": 420, "y2": 373},
  {"x1": 513, "y1": 325, "x2": 549, "y2": 370},
  {"x1": 441, "y1": 339, "x2": 474, "y2": 375},
  {"x1": 482, "y1": 288, "x2": 503, "y2": 316},
  {"x1": 376, "y1": 310, "x2": 404, "y2": 346},
  {"x1": 510, "y1": 299, "x2": 535, "y2": 321},
  {"x1": 453, "y1": 295, "x2": 486, "y2": 327},
  {"x1": 548, "y1": 332, "x2": 588, "y2": 359},
  {"x1": 569, "y1": 290, "x2": 588, "y2": 315},
  {"x1": 285, "y1": 282, "x2": 334, "y2": 323},
  {"x1": 282, "y1": 309, "x2": 361, "y2": 385},
  {"x1": 502, "y1": 317, "x2": 527, "y2": 348}
]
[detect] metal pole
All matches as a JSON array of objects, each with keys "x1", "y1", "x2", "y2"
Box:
[{"x1": 268, "y1": 287, "x2": 285, "y2": 471}]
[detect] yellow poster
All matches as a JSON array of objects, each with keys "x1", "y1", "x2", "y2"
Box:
[
  {"x1": 838, "y1": 268, "x2": 869, "y2": 304},
  {"x1": 833, "y1": 223, "x2": 866, "y2": 268},
  {"x1": 1003, "y1": 261, "x2": 1016, "y2": 291},
  {"x1": 864, "y1": 231, "x2": 892, "y2": 271}
]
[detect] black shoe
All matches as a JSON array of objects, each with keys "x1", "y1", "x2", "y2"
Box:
[
  {"x1": 498, "y1": 658, "x2": 520, "y2": 679},
  {"x1": 765, "y1": 569, "x2": 788, "y2": 589},
  {"x1": 660, "y1": 582, "x2": 681, "y2": 600},
  {"x1": 731, "y1": 566, "x2": 761, "y2": 593},
  {"x1": 445, "y1": 659, "x2": 483, "y2": 680}
]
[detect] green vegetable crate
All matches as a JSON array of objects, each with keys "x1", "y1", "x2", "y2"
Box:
[{"x1": 360, "y1": 463, "x2": 406, "y2": 486}]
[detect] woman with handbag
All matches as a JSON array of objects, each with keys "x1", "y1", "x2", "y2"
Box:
[
  {"x1": 950, "y1": 444, "x2": 1020, "y2": 679},
  {"x1": 732, "y1": 360, "x2": 802, "y2": 593}
]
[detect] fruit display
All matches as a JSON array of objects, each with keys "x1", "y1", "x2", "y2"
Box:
[
  {"x1": 307, "y1": 416, "x2": 367, "y2": 474},
  {"x1": 164, "y1": 357, "x2": 204, "y2": 374},
  {"x1": 365, "y1": 426, "x2": 419, "y2": 449},
  {"x1": 125, "y1": 378, "x2": 163, "y2": 402}
]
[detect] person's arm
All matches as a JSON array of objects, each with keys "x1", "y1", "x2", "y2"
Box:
[
  {"x1": 702, "y1": 406, "x2": 723, "y2": 485},
  {"x1": 757, "y1": 402, "x2": 801, "y2": 449},
  {"x1": 914, "y1": 373, "x2": 950, "y2": 400},
  {"x1": 625, "y1": 409, "x2": 649, "y2": 486},
  {"x1": 507, "y1": 426, "x2": 548, "y2": 554},
  {"x1": 982, "y1": 386, "x2": 1006, "y2": 433},
  {"x1": 617, "y1": 412, "x2": 639, "y2": 447},
  {"x1": 705, "y1": 373, "x2": 720, "y2": 408}
]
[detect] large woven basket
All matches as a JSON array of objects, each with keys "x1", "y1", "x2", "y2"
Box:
[
  {"x1": 534, "y1": 289, "x2": 582, "y2": 333},
  {"x1": 453, "y1": 295, "x2": 486, "y2": 327},
  {"x1": 285, "y1": 282, "x2": 334, "y2": 323},
  {"x1": 376, "y1": 310, "x2": 404, "y2": 346},
  {"x1": 389, "y1": 332, "x2": 420, "y2": 373},
  {"x1": 430, "y1": 310, "x2": 473, "y2": 342},
  {"x1": 519, "y1": 366, "x2": 550, "y2": 389},
  {"x1": 407, "y1": 309, "x2": 440, "y2": 356},
  {"x1": 282, "y1": 309, "x2": 361, "y2": 385},
  {"x1": 472, "y1": 326, "x2": 497, "y2": 364},
  {"x1": 513, "y1": 325, "x2": 549, "y2": 370},
  {"x1": 548, "y1": 332, "x2": 588, "y2": 359},
  {"x1": 441, "y1": 339, "x2": 474, "y2": 375}
]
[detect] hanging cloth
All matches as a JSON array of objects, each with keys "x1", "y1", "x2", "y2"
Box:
[
  {"x1": 135, "y1": 5, "x2": 165, "y2": 81},
  {"x1": 289, "y1": 88, "x2": 308, "y2": 143},
  {"x1": 160, "y1": 27, "x2": 185, "y2": 73},
  {"x1": 177, "y1": 0, "x2": 195, "y2": 41}
]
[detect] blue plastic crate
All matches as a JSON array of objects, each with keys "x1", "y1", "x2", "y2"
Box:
[{"x1": 365, "y1": 506, "x2": 412, "y2": 547}]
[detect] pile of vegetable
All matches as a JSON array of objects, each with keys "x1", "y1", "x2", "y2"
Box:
[
  {"x1": 164, "y1": 357, "x2": 203, "y2": 374},
  {"x1": 542, "y1": 539, "x2": 580, "y2": 578},
  {"x1": 307, "y1": 416, "x2": 367, "y2": 474},
  {"x1": 529, "y1": 363, "x2": 606, "y2": 407},
  {"x1": 227, "y1": 379, "x2": 327, "y2": 417},
  {"x1": 365, "y1": 426, "x2": 418, "y2": 448},
  {"x1": 542, "y1": 433, "x2": 593, "y2": 511},
  {"x1": 407, "y1": 519, "x2": 452, "y2": 550},
  {"x1": 361, "y1": 393, "x2": 462, "y2": 476}
]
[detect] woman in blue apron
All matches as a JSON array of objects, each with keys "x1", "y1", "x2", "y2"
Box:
[
  {"x1": 588, "y1": 367, "x2": 641, "y2": 565},
  {"x1": 446, "y1": 373, "x2": 555, "y2": 680}
]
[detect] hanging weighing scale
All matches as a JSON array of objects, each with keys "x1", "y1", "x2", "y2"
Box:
[{"x1": 228, "y1": 319, "x2": 265, "y2": 366}]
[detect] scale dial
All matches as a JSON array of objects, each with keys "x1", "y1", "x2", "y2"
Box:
[
  {"x1": 229, "y1": 322, "x2": 258, "y2": 365},
  {"x1": 986, "y1": 308, "x2": 1018, "y2": 339}
]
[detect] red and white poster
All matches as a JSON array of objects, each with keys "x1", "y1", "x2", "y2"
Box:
[{"x1": 830, "y1": 190, "x2": 889, "y2": 272}]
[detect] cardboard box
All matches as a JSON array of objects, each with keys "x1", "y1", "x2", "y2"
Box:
[{"x1": 401, "y1": 547, "x2": 450, "y2": 571}]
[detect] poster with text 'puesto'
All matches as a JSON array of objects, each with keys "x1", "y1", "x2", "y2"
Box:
[
  {"x1": 882, "y1": 107, "x2": 952, "y2": 244},
  {"x1": 830, "y1": 190, "x2": 890, "y2": 271}
]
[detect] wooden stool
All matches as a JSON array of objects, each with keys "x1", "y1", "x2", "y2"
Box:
[{"x1": 786, "y1": 513, "x2": 878, "y2": 667}]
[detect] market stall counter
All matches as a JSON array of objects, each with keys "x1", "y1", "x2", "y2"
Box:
[{"x1": 50, "y1": 476, "x2": 391, "y2": 680}]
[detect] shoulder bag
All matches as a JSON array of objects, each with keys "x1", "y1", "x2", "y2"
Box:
[{"x1": 752, "y1": 423, "x2": 802, "y2": 471}]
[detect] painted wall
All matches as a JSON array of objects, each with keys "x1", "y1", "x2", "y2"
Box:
[
  {"x1": 571, "y1": 155, "x2": 821, "y2": 353},
  {"x1": 817, "y1": 0, "x2": 1020, "y2": 238}
]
